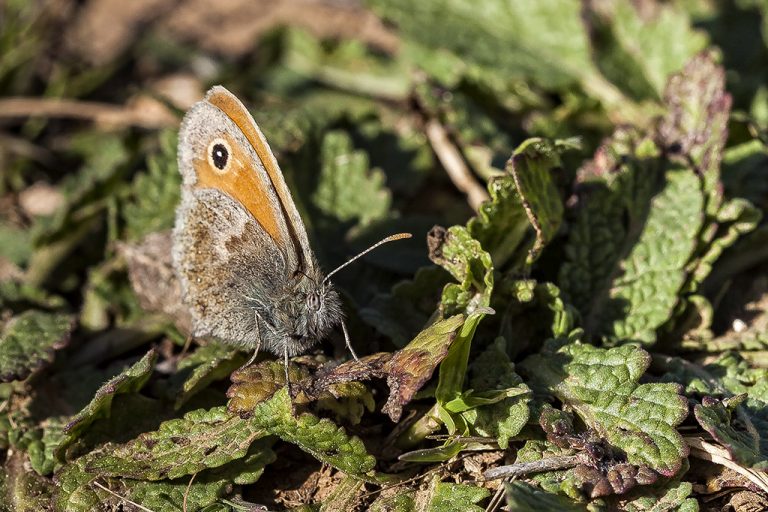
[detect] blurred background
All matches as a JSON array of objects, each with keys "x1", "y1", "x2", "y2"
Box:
[{"x1": 1, "y1": 0, "x2": 767, "y2": 341}]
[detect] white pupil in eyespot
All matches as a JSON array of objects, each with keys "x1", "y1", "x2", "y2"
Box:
[{"x1": 211, "y1": 143, "x2": 228, "y2": 169}]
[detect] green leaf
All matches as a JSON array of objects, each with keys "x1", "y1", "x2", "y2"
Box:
[
  {"x1": 505, "y1": 481, "x2": 588, "y2": 511},
  {"x1": 687, "y1": 197, "x2": 761, "y2": 286},
  {"x1": 0, "y1": 310, "x2": 72, "y2": 382},
  {"x1": 55, "y1": 443, "x2": 274, "y2": 512},
  {"x1": 121, "y1": 130, "x2": 180, "y2": 241},
  {"x1": 722, "y1": 139, "x2": 768, "y2": 210},
  {"x1": 460, "y1": 338, "x2": 531, "y2": 448},
  {"x1": 369, "y1": 492, "x2": 415, "y2": 512},
  {"x1": 3, "y1": 451, "x2": 56, "y2": 512},
  {"x1": 426, "y1": 479, "x2": 490, "y2": 512},
  {"x1": 313, "y1": 130, "x2": 392, "y2": 228},
  {"x1": 522, "y1": 342, "x2": 688, "y2": 475},
  {"x1": 683, "y1": 351, "x2": 768, "y2": 467},
  {"x1": 659, "y1": 51, "x2": 730, "y2": 212},
  {"x1": 467, "y1": 138, "x2": 570, "y2": 269},
  {"x1": 603, "y1": 169, "x2": 703, "y2": 344},
  {"x1": 233, "y1": 388, "x2": 377, "y2": 478},
  {"x1": 85, "y1": 406, "x2": 271, "y2": 480},
  {"x1": 505, "y1": 138, "x2": 567, "y2": 264},
  {"x1": 590, "y1": 1, "x2": 707, "y2": 99},
  {"x1": 367, "y1": 0, "x2": 629, "y2": 112},
  {"x1": 428, "y1": 226, "x2": 493, "y2": 404},
  {"x1": 624, "y1": 480, "x2": 698, "y2": 512},
  {"x1": 694, "y1": 395, "x2": 768, "y2": 470},
  {"x1": 466, "y1": 171, "x2": 530, "y2": 270},
  {"x1": 22, "y1": 416, "x2": 68, "y2": 476},
  {"x1": 361, "y1": 266, "x2": 452, "y2": 348},
  {"x1": 58, "y1": 349, "x2": 157, "y2": 455},
  {"x1": 0, "y1": 281, "x2": 66, "y2": 312},
  {"x1": 428, "y1": 225, "x2": 493, "y2": 319},
  {"x1": 559, "y1": 132, "x2": 704, "y2": 345},
  {"x1": 170, "y1": 342, "x2": 245, "y2": 409},
  {"x1": 281, "y1": 28, "x2": 410, "y2": 101},
  {"x1": 0, "y1": 222, "x2": 32, "y2": 266}
]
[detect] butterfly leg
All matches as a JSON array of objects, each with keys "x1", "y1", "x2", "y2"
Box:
[
  {"x1": 340, "y1": 318, "x2": 360, "y2": 362},
  {"x1": 238, "y1": 315, "x2": 262, "y2": 371},
  {"x1": 283, "y1": 342, "x2": 295, "y2": 403}
]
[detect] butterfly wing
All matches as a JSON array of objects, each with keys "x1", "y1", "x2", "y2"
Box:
[
  {"x1": 177, "y1": 86, "x2": 314, "y2": 273},
  {"x1": 173, "y1": 86, "x2": 316, "y2": 350}
]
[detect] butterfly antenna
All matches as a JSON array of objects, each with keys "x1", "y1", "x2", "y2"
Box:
[{"x1": 322, "y1": 233, "x2": 412, "y2": 286}]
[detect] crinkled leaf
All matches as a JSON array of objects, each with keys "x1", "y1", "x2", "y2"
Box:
[
  {"x1": 428, "y1": 225, "x2": 493, "y2": 318},
  {"x1": 695, "y1": 394, "x2": 768, "y2": 470},
  {"x1": 658, "y1": 51, "x2": 731, "y2": 212},
  {"x1": 84, "y1": 406, "x2": 269, "y2": 479},
  {"x1": 560, "y1": 131, "x2": 704, "y2": 345},
  {"x1": 0, "y1": 310, "x2": 73, "y2": 382},
  {"x1": 227, "y1": 360, "x2": 312, "y2": 414},
  {"x1": 3, "y1": 451, "x2": 56, "y2": 512},
  {"x1": 688, "y1": 197, "x2": 761, "y2": 286},
  {"x1": 22, "y1": 416, "x2": 68, "y2": 476},
  {"x1": 424, "y1": 479, "x2": 489, "y2": 512},
  {"x1": 428, "y1": 226, "x2": 494, "y2": 407},
  {"x1": 59, "y1": 349, "x2": 157, "y2": 455},
  {"x1": 506, "y1": 138, "x2": 567, "y2": 263},
  {"x1": 55, "y1": 442, "x2": 274, "y2": 512},
  {"x1": 382, "y1": 314, "x2": 464, "y2": 421},
  {"x1": 460, "y1": 338, "x2": 531, "y2": 448},
  {"x1": 170, "y1": 342, "x2": 244, "y2": 409},
  {"x1": 466, "y1": 171, "x2": 529, "y2": 270},
  {"x1": 467, "y1": 138, "x2": 568, "y2": 269},
  {"x1": 505, "y1": 481, "x2": 588, "y2": 512},
  {"x1": 229, "y1": 357, "x2": 377, "y2": 425},
  {"x1": 231, "y1": 388, "x2": 377, "y2": 478},
  {"x1": 603, "y1": 169, "x2": 703, "y2": 343},
  {"x1": 522, "y1": 342, "x2": 688, "y2": 475},
  {"x1": 623, "y1": 480, "x2": 698, "y2": 512},
  {"x1": 664, "y1": 352, "x2": 768, "y2": 470},
  {"x1": 312, "y1": 130, "x2": 391, "y2": 227},
  {"x1": 121, "y1": 129, "x2": 180, "y2": 241}
]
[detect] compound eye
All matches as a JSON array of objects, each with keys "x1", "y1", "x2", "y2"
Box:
[
  {"x1": 207, "y1": 138, "x2": 231, "y2": 173},
  {"x1": 307, "y1": 292, "x2": 321, "y2": 311}
]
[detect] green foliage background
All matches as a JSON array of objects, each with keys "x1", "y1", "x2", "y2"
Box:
[{"x1": 1, "y1": 0, "x2": 768, "y2": 510}]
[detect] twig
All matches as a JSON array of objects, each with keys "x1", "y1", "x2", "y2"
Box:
[
  {"x1": 92, "y1": 480, "x2": 156, "y2": 512},
  {"x1": 686, "y1": 437, "x2": 768, "y2": 494},
  {"x1": 485, "y1": 479, "x2": 508, "y2": 512},
  {"x1": 183, "y1": 472, "x2": 198, "y2": 512},
  {"x1": 0, "y1": 97, "x2": 175, "y2": 129},
  {"x1": 425, "y1": 119, "x2": 489, "y2": 211},
  {"x1": 483, "y1": 455, "x2": 582, "y2": 481}
]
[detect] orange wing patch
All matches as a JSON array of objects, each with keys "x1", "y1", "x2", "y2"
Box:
[
  {"x1": 206, "y1": 88, "x2": 307, "y2": 270},
  {"x1": 193, "y1": 132, "x2": 283, "y2": 244}
]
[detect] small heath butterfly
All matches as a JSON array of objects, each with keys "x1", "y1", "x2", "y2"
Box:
[{"x1": 172, "y1": 86, "x2": 409, "y2": 389}]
